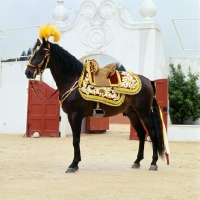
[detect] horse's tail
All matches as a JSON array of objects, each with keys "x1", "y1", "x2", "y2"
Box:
[
  {"x1": 151, "y1": 97, "x2": 165, "y2": 157},
  {"x1": 150, "y1": 81, "x2": 170, "y2": 160}
]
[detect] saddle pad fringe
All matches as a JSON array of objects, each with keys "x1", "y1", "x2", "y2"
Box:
[{"x1": 78, "y1": 83, "x2": 125, "y2": 107}]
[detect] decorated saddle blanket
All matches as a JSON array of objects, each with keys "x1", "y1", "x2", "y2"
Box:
[{"x1": 78, "y1": 59, "x2": 142, "y2": 106}]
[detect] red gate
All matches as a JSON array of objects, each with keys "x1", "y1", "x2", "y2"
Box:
[
  {"x1": 26, "y1": 80, "x2": 60, "y2": 137},
  {"x1": 86, "y1": 117, "x2": 109, "y2": 133},
  {"x1": 130, "y1": 78, "x2": 168, "y2": 140},
  {"x1": 154, "y1": 79, "x2": 168, "y2": 130}
]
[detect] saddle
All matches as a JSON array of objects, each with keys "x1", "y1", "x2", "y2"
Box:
[
  {"x1": 79, "y1": 59, "x2": 142, "y2": 117},
  {"x1": 86, "y1": 59, "x2": 121, "y2": 87}
]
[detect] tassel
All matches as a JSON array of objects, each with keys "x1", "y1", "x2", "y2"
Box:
[
  {"x1": 39, "y1": 71, "x2": 42, "y2": 83},
  {"x1": 158, "y1": 105, "x2": 170, "y2": 165}
]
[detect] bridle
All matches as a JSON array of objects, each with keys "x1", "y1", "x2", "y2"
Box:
[
  {"x1": 27, "y1": 44, "x2": 50, "y2": 82},
  {"x1": 26, "y1": 43, "x2": 60, "y2": 101},
  {"x1": 26, "y1": 43, "x2": 79, "y2": 107}
]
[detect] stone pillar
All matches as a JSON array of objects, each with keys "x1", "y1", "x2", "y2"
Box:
[{"x1": 137, "y1": 0, "x2": 167, "y2": 80}]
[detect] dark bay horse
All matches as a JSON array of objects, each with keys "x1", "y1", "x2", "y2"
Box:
[{"x1": 25, "y1": 38, "x2": 168, "y2": 172}]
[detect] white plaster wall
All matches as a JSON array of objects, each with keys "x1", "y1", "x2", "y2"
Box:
[
  {"x1": 0, "y1": 62, "x2": 28, "y2": 134},
  {"x1": 0, "y1": 61, "x2": 73, "y2": 136},
  {"x1": 61, "y1": 22, "x2": 167, "y2": 80},
  {"x1": 59, "y1": 0, "x2": 167, "y2": 80},
  {"x1": 168, "y1": 125, "x2": 200, "y2": 142}
]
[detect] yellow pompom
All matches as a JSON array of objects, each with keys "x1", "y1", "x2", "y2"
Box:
[{"x1": 39, "y1": 23, "x2": 61, "y2": 42}]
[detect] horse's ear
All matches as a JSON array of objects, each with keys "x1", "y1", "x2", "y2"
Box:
[
  {"x1": 37, "y1": 39, "x2": 41, "y2": 46},
  {"x1": 42, "y1": 37, "x2": 50, "y2": 49},
  {"x1": 42, "y1": 37, "x2": 46, "y2": 45}
]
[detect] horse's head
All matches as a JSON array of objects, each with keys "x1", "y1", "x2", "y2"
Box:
[{"x1": 25, "y1": 38, "x2": 50, "y2": 79}]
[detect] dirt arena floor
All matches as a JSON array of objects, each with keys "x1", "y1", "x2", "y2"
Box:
[{"x1": 0, "y1": 131, "x2": 199, "y2": 200}]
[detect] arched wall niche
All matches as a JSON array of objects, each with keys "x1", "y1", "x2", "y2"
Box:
[{"x1": 79, "y1": 53, "x2": 121, "y2": 68}]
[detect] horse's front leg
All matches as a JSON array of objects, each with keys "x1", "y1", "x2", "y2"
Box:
[{"x1": 66, "y1": 113, "x2": 83, "y2": 173}]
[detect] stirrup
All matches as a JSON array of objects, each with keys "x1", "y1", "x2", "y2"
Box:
[{"x1": 93, "y1": 102, "x2": 105, "y2": 118}]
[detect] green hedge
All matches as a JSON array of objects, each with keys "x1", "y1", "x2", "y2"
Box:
[{"x1": 168, "y1": 64, "x2": 200, "y2": 124}]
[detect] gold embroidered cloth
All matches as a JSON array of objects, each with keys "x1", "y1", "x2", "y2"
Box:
[{"x1": 78, "y1": 61, "x2": 142, "y2": 106}]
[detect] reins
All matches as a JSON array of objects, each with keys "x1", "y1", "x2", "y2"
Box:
[
  {"x1": 30, "y1": 73, "x2": 79, "y2": 107},
  {"x1": 59, "y1": 73, "x2": 79, "y2": 107},
  {"x1": 59, "y1": 81, "x2": 79, "y2": 107}
]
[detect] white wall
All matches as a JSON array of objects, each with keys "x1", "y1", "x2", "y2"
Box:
[
  {"x1": 168, "y1": 125, "x2": 200, "y2": 142},
  {"x1": 59, "y1": 0, "x2": 168, "y2": 80},
  {"x1": 0, "y1": 61, "x2": 71, "y2": 135},
  {"x1": 0, "y1": 62, "x2": 28, "y2": 134}
]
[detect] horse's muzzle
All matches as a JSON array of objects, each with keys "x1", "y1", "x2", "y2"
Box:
[{"x1": 25, "y1": 68, "x2": 35, "y2": 79}]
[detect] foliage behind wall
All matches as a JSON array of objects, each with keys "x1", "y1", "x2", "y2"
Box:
[{"x1": 168, "y1": 64, "x2": 200, "y2": 124}]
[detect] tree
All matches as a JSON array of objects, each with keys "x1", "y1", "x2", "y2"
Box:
[
  {"x1": 27, "y1": 48, "x2": 32, "y2": 56},
  {"x1": 20, "y1": 51, "x2": 27, "y2": 61},
  {"x1": 168, "y1": 64, "x2": 200, "y2": 124}
]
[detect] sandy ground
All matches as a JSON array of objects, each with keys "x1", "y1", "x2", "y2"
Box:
[{"x1": 0, "y1": 131, "x2": 199, "y2": 200}]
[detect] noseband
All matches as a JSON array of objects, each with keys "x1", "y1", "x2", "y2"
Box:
[{"x1": 27, "y1": 45, "x2": 50, "y2": 82}]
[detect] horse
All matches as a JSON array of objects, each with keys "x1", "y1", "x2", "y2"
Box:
[{"x1": 25, "y1": 38, "x2": 169, "y2": 173}]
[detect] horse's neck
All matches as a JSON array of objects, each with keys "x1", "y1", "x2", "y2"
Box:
[{"x1": 49, "y1": 59, "x2": 77, "y2": 92}]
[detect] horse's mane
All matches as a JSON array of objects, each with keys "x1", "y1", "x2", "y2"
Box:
[{"x1": 50, "y1": 42, "x2": 83, "y2": 75}]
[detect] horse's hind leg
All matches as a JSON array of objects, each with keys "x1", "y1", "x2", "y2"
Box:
[
  {"x1": 126, "y1": 108, "x2": 146, "y2": 169},
  {"x1": 133, "y1": 108, "x2": 159, "y2": 170}
]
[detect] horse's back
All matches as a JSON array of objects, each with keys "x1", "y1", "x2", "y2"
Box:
[{"x1": 137, "y1": 75, "x2": 154, "y2": 96}]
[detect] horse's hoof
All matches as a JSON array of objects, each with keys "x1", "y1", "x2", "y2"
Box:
[
  {"x1": 131, "y1": 163, "x2": 140, "y2": 169},
  {"x1": 66, "y1": 166, "x2": 79, "y2": 173},
  {"x1": 149, "y1": 165, "x2": 158, "y2": 171},
  {"x1": 66, "y1": 168, "x2": 76, "y2": 173}
]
